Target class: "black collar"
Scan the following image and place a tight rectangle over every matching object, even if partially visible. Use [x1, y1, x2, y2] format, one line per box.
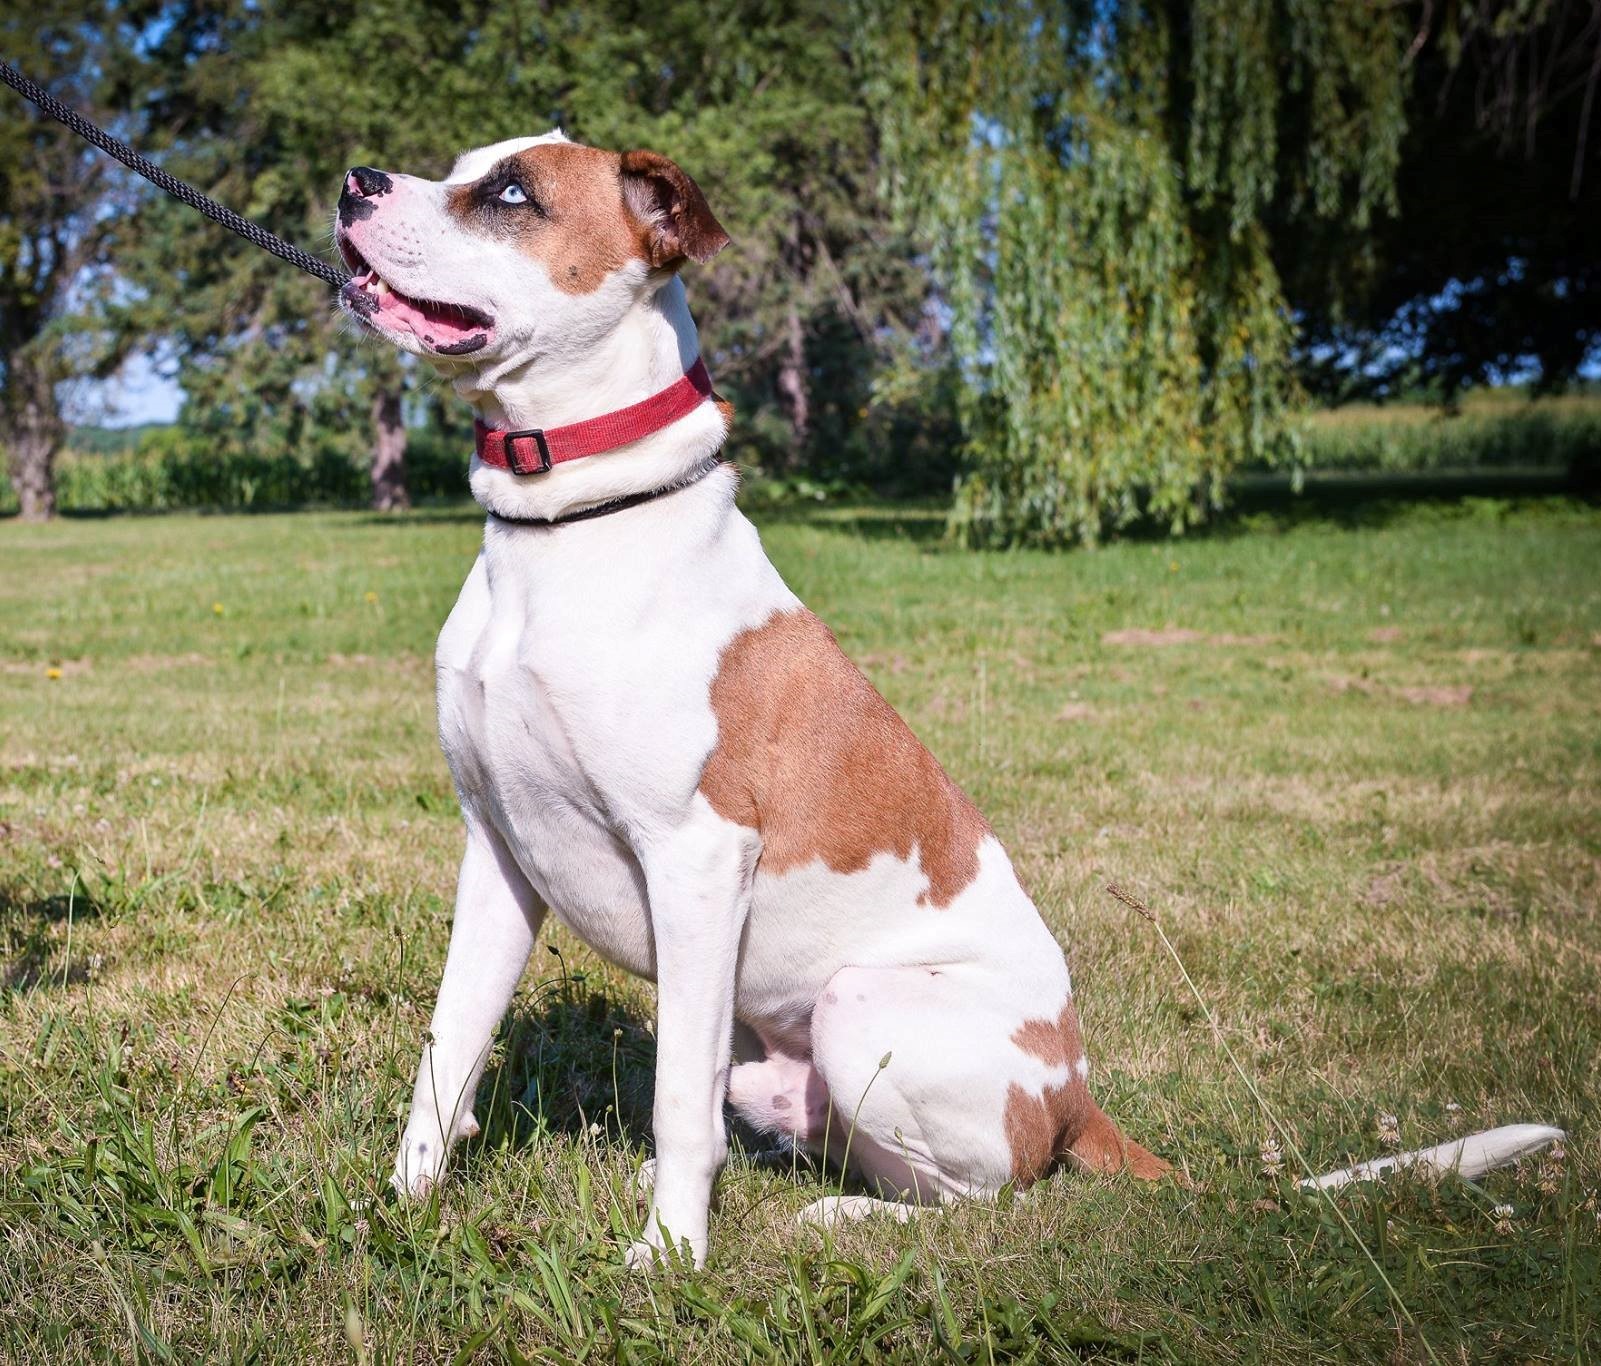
[484, 456, 730, 528]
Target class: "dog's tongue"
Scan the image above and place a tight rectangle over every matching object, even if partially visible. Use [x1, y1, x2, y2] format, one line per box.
[359, 269, 484, 348]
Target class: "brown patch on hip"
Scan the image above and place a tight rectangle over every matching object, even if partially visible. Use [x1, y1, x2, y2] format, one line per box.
[1011, 1002, 1084, 1070]
[698, 609, 990, 907]
[1004, 1002, 1092, 1183]
[1064, 1104, 1173, 1181]
[1003, 1001, 1172, 1184]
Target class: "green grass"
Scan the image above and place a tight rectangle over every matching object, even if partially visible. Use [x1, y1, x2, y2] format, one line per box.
[2, 494, 1599, 1361]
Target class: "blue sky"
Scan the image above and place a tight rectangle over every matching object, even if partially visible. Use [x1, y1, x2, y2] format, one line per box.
[74, 353, 182, 427]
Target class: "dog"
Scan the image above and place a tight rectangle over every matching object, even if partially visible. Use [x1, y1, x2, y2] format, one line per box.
[334, 131, 1170, 1269]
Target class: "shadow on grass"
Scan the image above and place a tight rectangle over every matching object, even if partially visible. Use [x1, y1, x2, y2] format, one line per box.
[1207, 467, 1597, 538]
[468, 958, 829, 1186]
[473, 956, 658, 1156]
[0, 884, 104, 992]
[32, 466, 1595, 547]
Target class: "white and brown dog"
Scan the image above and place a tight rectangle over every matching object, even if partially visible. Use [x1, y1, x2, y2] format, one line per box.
[334, 131, 1169, 1269]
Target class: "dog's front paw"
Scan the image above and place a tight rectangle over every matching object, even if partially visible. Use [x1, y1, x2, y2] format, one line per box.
[391, 1124, 458, 1201]
[623, 1219, 705, 1272]
[391, 1109, 480, 1201]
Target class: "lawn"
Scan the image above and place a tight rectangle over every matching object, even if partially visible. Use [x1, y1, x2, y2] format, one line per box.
[2, 493, 1598, 1361]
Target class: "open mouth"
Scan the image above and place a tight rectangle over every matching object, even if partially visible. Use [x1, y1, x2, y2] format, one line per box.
[338, 238, 493, 355]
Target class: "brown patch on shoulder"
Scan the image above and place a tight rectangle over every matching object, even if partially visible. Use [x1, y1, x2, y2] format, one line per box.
[698, 609, 990, 907]
[448, 143, 643, 296]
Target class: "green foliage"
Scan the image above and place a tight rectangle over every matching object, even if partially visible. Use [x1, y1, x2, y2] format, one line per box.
[0, 425, 472, 513]
[1288, 2, 1601, 402]
[0, 3, 199, 515]
[8, 388, 1595, 514]
[856, 0, 1415, 546]
[106, 0, 931, 490]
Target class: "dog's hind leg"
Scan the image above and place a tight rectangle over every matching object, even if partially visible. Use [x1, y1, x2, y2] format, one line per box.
[394, 825, 544, 1199]
[807, 962, 1169, 1206]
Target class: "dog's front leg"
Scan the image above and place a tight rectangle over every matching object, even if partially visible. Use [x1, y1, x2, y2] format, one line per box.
[627, 816, 757, 1270]
[394, 825, 544, 1199]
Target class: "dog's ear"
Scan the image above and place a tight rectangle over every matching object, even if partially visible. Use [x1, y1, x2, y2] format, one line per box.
[620, 149, 730, 268]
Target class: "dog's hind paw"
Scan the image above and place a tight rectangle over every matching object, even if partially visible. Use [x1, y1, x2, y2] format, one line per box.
[796, 1195, 923, 1228]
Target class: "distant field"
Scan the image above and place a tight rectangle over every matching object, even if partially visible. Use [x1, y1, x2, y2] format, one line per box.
[1, 497, 1598, 1360]
[1299, 388, 1601, 475]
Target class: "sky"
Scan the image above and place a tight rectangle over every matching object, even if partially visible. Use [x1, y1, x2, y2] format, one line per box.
[71, 353, 183, 427]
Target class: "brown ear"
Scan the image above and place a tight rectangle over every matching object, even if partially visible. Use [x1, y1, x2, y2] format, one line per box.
[620, 149, 730, 268]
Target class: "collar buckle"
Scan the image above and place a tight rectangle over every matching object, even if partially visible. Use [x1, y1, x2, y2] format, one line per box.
[502, 428, 553, 476]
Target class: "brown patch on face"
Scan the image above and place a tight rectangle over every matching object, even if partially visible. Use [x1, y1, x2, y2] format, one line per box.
[448, 143, 643, 296]
[698, 609, 990, 907]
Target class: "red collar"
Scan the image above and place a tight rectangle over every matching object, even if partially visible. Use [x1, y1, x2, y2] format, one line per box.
[474, 359, 714, 475]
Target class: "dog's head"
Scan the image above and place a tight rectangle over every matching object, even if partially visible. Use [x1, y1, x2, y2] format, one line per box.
[334, 131, 728, 364]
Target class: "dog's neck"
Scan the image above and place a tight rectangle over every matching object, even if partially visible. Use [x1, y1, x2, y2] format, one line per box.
[448, 277, 730, 524]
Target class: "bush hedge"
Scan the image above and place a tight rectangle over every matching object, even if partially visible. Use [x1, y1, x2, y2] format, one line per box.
[4, 391, 1598, 516]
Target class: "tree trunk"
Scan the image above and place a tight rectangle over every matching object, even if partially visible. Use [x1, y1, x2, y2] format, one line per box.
[775, 302, 810, 466]
[369, 386, 410, 511]
[5, 360, 64, 521]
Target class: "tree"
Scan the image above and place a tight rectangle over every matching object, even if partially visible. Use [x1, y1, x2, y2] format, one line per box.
[532, 0, 929, 472]
[113, 1, 457, 511]
[116, 0, 928, 493]
[0, 6, 174, 520]
[856, 0, 1415, 546]
[1285, 0, 1601, 401]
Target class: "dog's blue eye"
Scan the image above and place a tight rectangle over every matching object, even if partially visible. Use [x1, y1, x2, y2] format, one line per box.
[498, 182, 528, 205]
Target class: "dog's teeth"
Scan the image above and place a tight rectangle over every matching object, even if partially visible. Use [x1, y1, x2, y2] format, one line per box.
[373, 278, 391, 298]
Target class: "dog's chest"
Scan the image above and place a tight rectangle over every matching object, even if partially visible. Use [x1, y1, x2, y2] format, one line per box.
[433, 504, 791, 971]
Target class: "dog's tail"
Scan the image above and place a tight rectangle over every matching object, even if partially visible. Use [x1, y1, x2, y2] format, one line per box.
[1064, 1099, 1173, 1181]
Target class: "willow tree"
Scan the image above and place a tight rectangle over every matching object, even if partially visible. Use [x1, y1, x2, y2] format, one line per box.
[856, 0, 1411, 546]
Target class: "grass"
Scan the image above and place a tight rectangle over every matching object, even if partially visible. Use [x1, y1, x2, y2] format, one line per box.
[2, 491, 1599, 1361]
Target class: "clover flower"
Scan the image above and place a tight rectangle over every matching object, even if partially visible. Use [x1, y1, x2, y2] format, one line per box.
[1259, 1136, 1284, 1177]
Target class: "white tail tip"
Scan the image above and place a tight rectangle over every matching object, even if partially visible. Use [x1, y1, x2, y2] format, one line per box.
[1299, 1123, 1566, 1193]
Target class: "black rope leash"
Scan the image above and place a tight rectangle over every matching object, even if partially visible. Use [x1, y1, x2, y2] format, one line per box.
[1, 59, 350, 288]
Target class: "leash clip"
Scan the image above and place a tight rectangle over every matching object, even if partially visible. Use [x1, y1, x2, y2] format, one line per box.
[502, 428, 553, 476]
